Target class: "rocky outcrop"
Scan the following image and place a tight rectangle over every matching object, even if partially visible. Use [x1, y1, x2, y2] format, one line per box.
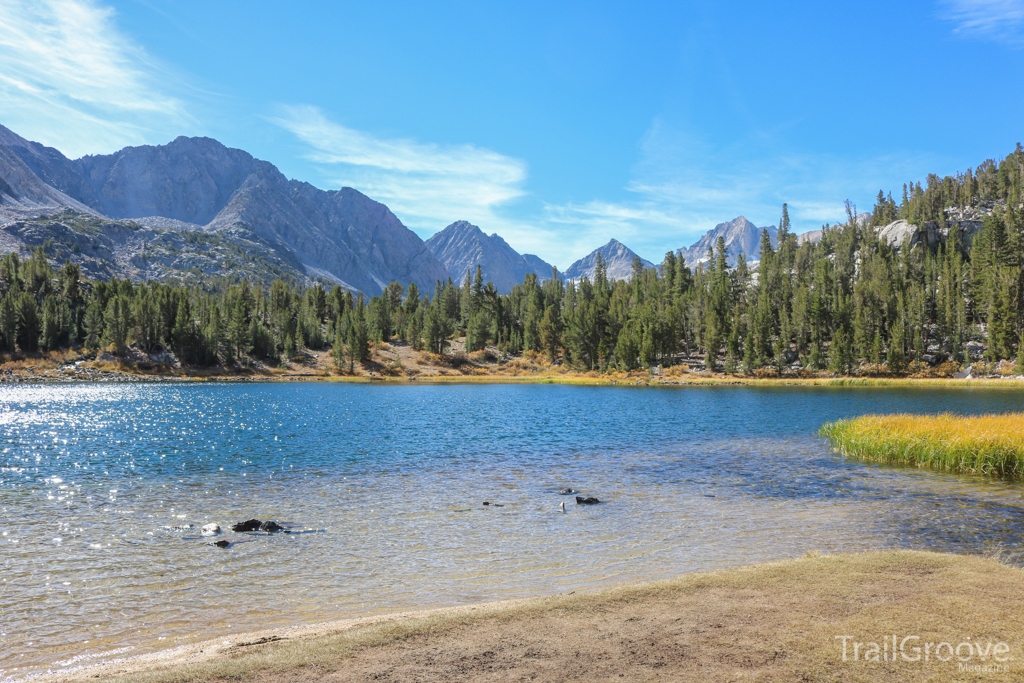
[1, 211, 303, 285]
[425, 220, 557, 293]
[878, 219, 937, 249]
[677, 216, 777, 268]
[876, 216, 984, 252]
[565, 239, 653, 282]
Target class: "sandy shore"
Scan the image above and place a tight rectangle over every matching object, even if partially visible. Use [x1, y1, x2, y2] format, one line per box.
[33, 550, 1024, 683]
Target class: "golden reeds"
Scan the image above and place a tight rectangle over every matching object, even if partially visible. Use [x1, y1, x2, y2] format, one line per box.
[820, 412, 1024, 477]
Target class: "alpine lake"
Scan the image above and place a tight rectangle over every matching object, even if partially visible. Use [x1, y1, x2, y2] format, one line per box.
[3, 382, 1024, 678]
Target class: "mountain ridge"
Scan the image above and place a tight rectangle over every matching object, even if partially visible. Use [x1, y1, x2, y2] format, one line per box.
[425, 220, 557, 293]
[0, 125, 450, 294]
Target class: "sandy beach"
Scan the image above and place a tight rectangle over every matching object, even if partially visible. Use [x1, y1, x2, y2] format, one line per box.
[32, 550, 1024, 683]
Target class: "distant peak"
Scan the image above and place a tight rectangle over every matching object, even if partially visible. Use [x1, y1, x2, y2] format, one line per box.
[443, 219, 483, 233]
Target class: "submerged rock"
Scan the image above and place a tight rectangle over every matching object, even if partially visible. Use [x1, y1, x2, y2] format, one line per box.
[214, 540, 230, 548]
[559, 488, 576, 495]
[576, 496, 600, 505]
[231, 519, 287, 533]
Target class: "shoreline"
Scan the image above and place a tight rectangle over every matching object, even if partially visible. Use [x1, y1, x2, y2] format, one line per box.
[6, 341, 1024, 389]
[5, 367, 1024, 389]
[29, 550, 1024, 683]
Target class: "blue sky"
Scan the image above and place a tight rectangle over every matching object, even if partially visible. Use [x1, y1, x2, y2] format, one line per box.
[1, 1, 1023, 268]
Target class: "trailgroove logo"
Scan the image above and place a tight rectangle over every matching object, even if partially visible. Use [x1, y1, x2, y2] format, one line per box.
[835, 635, 1011, 668]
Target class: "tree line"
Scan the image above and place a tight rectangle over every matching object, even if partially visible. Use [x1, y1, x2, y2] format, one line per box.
[2, 146, 1024, 375]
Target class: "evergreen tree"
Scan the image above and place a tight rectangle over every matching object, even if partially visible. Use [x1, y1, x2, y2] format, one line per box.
[14, 292, 40, 352]
[0, 294, 15, 352]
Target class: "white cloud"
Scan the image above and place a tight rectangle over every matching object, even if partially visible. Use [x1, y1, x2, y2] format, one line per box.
[271, 105, 538, 244]
[541, 201, 679, 264]
[940, 0, 1024, 43]
[540, 120, 940, 263]
[0, 0, 190, 156]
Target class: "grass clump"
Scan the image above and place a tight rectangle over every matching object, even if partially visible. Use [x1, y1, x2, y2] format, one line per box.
[820, 412, 1024, 477]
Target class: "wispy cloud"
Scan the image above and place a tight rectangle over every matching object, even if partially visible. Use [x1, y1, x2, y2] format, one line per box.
[271, 105, 547, 249]
[540, 119, 938, 263]
[541, 201, 680, 263]
[0, 0, 191, 156]
[939, 0, 1024, 44]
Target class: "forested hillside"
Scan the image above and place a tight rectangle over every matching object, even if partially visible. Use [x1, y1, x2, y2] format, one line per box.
[3, 145, 1024, 376]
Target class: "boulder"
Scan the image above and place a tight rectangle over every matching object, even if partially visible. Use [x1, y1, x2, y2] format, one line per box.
[231, 519, 287, 533]
[576, 496, 600, 505]
[953, 366, 973, 379]
[878, 220, 934, 250]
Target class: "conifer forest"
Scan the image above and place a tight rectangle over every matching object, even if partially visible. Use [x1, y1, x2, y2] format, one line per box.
[3, 146, 1024, 376]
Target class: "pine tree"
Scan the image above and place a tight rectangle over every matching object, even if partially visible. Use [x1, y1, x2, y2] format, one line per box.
[539, 305, 561, 362]
[14, 292, 39, 352]
[82, 299, 103, 349]
[101, 295, 131, 354]
[887, 320, 907, 374]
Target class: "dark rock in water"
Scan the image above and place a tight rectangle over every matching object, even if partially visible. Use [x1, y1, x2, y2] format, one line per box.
[481, 501, 503, 507]
[482, 501, 490, 506]
[559, 488, 576, 495]
[214, 540, 230, 548]
[231, 519, 287, 532]
[576, 496, 600, 505]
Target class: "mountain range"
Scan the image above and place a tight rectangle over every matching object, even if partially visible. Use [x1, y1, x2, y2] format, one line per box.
[0, 122, 846, 294]
[0, 125, 448, 294]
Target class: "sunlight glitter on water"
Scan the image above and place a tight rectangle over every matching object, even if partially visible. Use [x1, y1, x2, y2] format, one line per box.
[2, 383, 1024, 679]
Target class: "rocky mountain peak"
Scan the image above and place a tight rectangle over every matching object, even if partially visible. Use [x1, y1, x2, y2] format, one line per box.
[677, 216, 777, 267]
[425, 219, 556, 293]
[564, 239, 654, 282]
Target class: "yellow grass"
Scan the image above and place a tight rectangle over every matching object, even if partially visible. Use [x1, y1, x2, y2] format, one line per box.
[821, 412, 1024, 477]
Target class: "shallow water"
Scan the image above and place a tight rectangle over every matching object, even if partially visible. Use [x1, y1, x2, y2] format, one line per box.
[2, 383, 1024, 678]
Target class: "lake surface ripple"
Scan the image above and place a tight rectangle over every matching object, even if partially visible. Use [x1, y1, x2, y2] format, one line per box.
[3, 383, 1024, 677]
